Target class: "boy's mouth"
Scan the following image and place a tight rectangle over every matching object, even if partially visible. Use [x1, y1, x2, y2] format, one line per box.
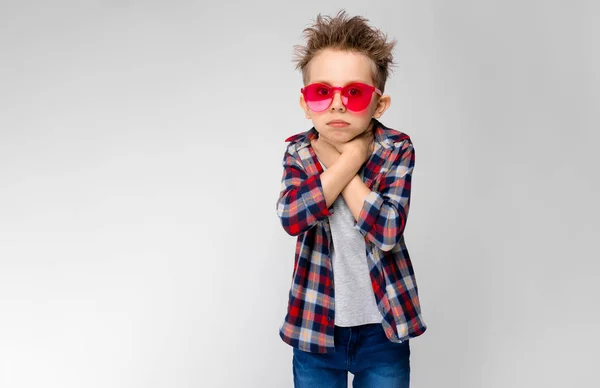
[327, 120, 350, 127]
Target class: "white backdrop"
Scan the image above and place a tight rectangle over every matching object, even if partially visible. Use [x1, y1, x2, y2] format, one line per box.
[1, 1, 598, 387]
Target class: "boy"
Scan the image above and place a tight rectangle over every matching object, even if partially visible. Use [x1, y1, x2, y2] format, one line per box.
[276, 10, 427, 387]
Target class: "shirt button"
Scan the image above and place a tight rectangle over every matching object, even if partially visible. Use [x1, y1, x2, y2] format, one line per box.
[327, 316, 331, 321]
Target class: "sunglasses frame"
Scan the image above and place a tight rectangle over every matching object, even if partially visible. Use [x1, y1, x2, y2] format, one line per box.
[301, 82, 382, 112]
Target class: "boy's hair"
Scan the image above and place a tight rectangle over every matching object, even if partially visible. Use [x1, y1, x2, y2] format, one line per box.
[293, 10, 396, 93]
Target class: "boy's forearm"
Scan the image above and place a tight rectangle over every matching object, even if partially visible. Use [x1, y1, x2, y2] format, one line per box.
[341, 175, 371, 221]
[320, 151, 364, 208]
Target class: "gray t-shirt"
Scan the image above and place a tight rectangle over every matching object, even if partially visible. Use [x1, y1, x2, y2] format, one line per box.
[318, 156, 384, 327]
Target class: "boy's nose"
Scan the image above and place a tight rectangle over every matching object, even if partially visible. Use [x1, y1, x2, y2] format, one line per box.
[330, 90, 346, 111]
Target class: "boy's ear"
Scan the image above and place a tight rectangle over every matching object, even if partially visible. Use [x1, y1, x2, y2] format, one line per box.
[299, 95, 311, 119]
[372, 95, 391, 119]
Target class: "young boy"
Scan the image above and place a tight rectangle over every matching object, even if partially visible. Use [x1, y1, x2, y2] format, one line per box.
[276, 10, 427, 387]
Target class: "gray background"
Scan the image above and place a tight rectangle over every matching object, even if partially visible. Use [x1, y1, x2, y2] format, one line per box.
[1, 0, 598, 387]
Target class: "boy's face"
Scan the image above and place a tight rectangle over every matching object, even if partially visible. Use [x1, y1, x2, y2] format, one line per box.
[300, 48, 391, 144]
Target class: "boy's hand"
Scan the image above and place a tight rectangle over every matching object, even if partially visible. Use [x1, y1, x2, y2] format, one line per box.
[334, 129, 375, 165]
[311, 136, 341, 168]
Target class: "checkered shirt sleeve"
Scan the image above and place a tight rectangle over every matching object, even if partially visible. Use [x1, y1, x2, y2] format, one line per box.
[276, 143, 332, 236]
[354, 140, 415, 251]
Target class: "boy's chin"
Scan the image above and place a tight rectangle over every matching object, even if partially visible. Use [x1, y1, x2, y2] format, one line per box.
[318, 132, 351, 145]
[319, 130, 357, 143]
[338, 132, 363, 143]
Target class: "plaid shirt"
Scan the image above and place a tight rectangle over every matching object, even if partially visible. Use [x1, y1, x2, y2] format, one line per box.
[276, 119, 427, 354]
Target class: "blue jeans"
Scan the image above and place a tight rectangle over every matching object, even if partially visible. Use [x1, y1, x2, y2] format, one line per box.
[292, 323, 410, 388]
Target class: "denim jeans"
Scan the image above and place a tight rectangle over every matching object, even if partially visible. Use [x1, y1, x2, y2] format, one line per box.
[292, 323, 410, 388]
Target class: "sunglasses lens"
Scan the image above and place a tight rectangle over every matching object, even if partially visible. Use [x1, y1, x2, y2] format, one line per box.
[343, 84, 372, 111]
[304, 84, 333, 112]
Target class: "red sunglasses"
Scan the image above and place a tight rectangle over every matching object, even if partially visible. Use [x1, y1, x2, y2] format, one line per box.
[301, 82, 382, 112]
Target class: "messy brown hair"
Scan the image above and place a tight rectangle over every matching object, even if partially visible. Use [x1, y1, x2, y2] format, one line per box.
[292, 10, 396, 92]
